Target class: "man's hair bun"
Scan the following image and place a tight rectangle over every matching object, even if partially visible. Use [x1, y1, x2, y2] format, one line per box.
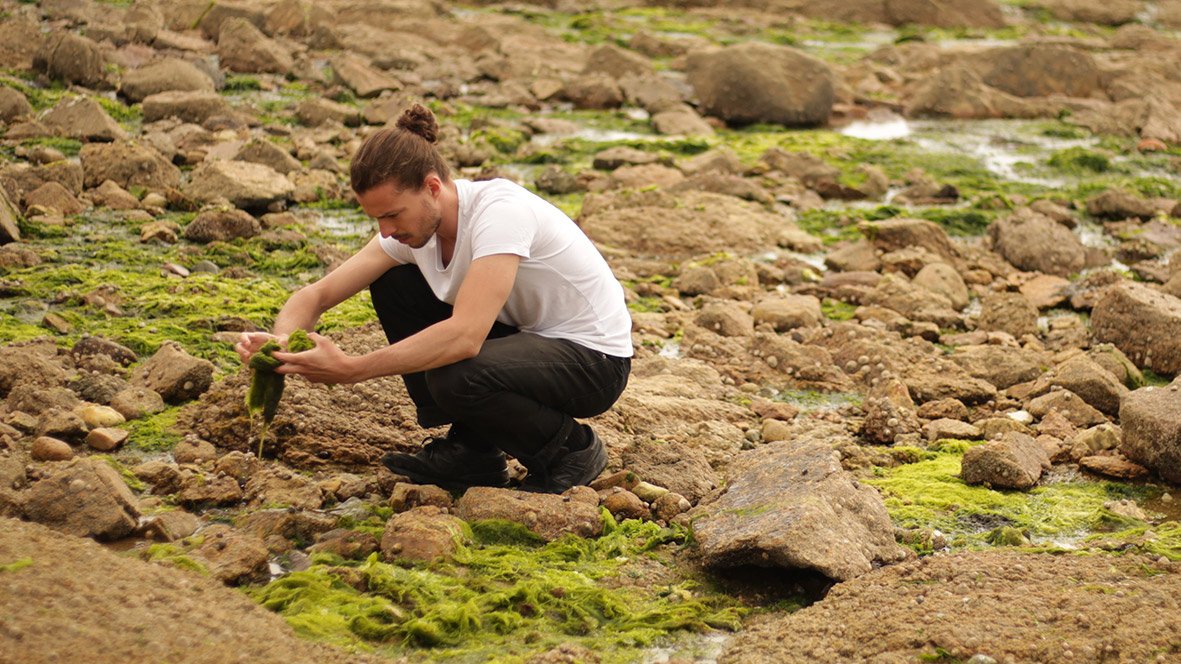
[395, 103, 439, 144]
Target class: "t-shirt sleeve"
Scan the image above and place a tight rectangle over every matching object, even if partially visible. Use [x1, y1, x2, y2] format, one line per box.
[470, 200, 537, 261]
[377, 233, 414, 264]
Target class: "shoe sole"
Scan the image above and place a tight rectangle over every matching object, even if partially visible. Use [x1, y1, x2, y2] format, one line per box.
[382, 452, 509, 492]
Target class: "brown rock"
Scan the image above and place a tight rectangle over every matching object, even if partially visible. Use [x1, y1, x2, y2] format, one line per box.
[687, 42, 833, 126]
[454, 487, 602, 541]
[85, 427, 128, 452]
[380, 506, 468, 562]
[388, 482, 453, 512]
[601, 488, 650, 521]
[142, 90, 232, 124]
[1092, 282, 1181, 375]
[41, 97, 127, 143]
[132, 342, 213, 404]
[191, 524, 269, 585]
[31, 435, 73, 461]
[34, 32, 109, 88]
[79, 142, 180, 191]
[183, 209, 261, 243]
[21, 458, 140, 540]
[217, 18, 293, 74]
[961, 432, 1051, 490]
[1079, 454, 1150, 480]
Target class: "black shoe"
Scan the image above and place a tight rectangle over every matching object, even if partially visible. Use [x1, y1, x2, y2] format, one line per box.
[381, 435, 509, 492]
[520, 428, 608, 494]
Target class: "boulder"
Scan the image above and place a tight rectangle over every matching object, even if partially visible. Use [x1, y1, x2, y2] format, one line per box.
[751, 295, 822, 332]
[1086, 188, 1160, 220]
[33, 32, 109, 88]
[562, 73, 624, 110]
[182, 161, 293, 210]
[142, 90, 232, 124]
[1, 160, 84, 201]
[109, 386, 166, 420]
[988, 209, 1087, 277]
[453, 487, 602, 542]
[584, 43, 652, 80]
[244, 467, 324, 511]
[689, 440, 909, 582]
[90, 180, 140, 210]
[860, 378, 920, 444]
[620, 437, 720, 503]
[1028, 389, 1108, 428]
[21, 458, 140, 540]
[235, 138, 302, 175]
[952, 344, 1046, 390]
[974, 44, 1102, 99]
[686, 42, 833, 127]
[961, 432, 1051, 490]
[924, 418, 983, 442]
[0, 187, 20, 244]
[976, 292, 1038, 338]
[380, 506, 468, 562]
[79, 142, 180, 191]
[330, 55, 400, 98]
[863, 273, 962, 327]
[1119, 381, 1181, 483]
[912, 262, 969, 310]
[183, 209, 261, 243]
[0, 87, 33, 123]
[1092, 282, 1181, 376]
[132, 341, 213, 404]
[1019, 274, 1071, 310]
[41, 97, 127, 142]
[120, 58, 215, 103]
[1047, 355, 1128, 417]
[217, 18, 293, 74]
[176, 472, 244, 507]
[191, 524, 269, 585]
[295, 97, 362, 127]
[30, 435, 74, 461]
[883, 0, 1006, 27]
[1037, 0, 1143, 25]
[24, 182, 83, 216]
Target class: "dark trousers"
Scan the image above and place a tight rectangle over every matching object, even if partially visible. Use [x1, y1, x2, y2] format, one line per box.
[369, 265, 631, 468]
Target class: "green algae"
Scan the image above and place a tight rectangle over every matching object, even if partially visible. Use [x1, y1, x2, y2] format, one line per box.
[93, 454, 147, 491]
[1092, 522, 1181, 561]
[821, 298, 857, 321]
[141, 543, 209, 575]
[0, 557, 34, 573]
[247, 330, 315, 457]
[1046, 146, 1112, 174]
[124, 406, 183, 452]
[868, 446, 1156, 551]
[247, 519, 744, 662]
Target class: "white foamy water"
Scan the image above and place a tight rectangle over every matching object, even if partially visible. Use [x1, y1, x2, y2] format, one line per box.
[840, 118, 912, 141]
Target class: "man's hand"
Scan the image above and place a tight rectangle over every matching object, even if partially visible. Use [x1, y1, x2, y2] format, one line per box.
[272, 333, 360, 384]
[236, 332, 287, 364]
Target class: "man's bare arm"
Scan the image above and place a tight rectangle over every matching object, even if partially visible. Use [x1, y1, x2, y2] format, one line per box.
[274, 253, 520, 383]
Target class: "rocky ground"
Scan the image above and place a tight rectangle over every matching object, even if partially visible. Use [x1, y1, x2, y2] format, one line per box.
[3, 0, 1181, 662]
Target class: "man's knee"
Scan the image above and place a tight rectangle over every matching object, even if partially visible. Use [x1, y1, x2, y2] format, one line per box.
[423, 358, 488, 409]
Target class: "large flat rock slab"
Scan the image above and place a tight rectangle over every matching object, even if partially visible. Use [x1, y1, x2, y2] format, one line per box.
[689, 440, 909, 582]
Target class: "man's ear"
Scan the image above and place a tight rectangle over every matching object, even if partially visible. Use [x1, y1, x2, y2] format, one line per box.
[424, 173, 442, 197]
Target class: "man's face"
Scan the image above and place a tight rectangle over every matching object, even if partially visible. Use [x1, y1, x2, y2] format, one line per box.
[357, 179, 441, 249]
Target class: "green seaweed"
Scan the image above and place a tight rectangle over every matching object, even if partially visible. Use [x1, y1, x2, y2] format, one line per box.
[124, 407, 183, 452]
[0, 557, 34, 573]
[141, 543, 209, 574]
[94, 454, 147, 491]
[246, 330, 316, 457]
[248, 519, 744, 662]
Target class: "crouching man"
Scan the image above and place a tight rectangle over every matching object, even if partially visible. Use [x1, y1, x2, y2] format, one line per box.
[236, 104, 632, 493]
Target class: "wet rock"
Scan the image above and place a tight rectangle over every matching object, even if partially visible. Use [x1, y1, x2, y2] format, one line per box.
[988, 209, 1086, 277]
[24, 182, 83, 216]
[1119, 381, 1181, 483]
[90, 180, 140, 210]
[1086, 188, 1160, 220]
[860, 378, 920, 445]
[183, 209, 261, 243]
[142, 90, 232, 124]
[695, 300, 754, 337]
[600, 488, 650, 521]
[1070, 423, 1122, 460]
[85, 427, 128, 452]
[295, 97, 362, 127]
[0, 87, 33, 123]
[30, 435, 73, 461]
[1046, 355, 1127, 417]
[961, 432, 1050, 490]
[863, 218, 957, 264]
[652, 492, 692, 521]
[976, 292, 1038, 338]
[176, 471, 244, 507]
[237, 508, 335, 553]
[308, 528, 379, 559]
[0, 187, 21, 244]
[21, 458, 140, 540]
[454, 487, 602, 541]
[534, 166, 583, 196]
[132, 342, 213, 404]
[182, 160, 293, 210]
[217, 18, 293, 74]
[1080, 454, 1150, 480]
[388, 482, 453, 512]
[924, 418, 982, 442]
[141, 509, 201, 542]
[109, 386, 166, 420]
[41, 97, 127, 143]
[245, 466, 324, 510]
[192, 524, 269, 585]
[912, 262, 969, 311]
[1028, 389, 1108, 428]
[952, 344, 1045, 390]
[380, 506, 468, 562]
[173, 437, 218, 465]
[620, 437, 719, 504]
[975, 44, 1101, 98]
[132, 460, 183, 495]
[687, 42, 833, 126]
[234, 139, 302, 175]
[34, 32, 109, 88]
[690, 440, 909, 582]
[120, 58, 215, 103]
[751, 295, 822, 332]
[79, 141, 180, 191]
[1092, 282, 1181, 375]
[330, 54, 401, 98]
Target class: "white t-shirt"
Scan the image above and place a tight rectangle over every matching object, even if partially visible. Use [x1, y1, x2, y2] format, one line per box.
[377, 178, 633, 358]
